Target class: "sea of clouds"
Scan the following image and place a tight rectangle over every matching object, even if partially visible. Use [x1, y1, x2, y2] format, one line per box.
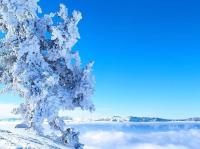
[1, 104, 200, 149]
[80, 129, 200, 149]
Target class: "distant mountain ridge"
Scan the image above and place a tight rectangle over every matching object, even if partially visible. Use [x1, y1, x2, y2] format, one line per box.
[128, 117, 200, 122]
[95, 116, 200, 122]
[128, 117, 172, 122]
[1, 116, 200, 122]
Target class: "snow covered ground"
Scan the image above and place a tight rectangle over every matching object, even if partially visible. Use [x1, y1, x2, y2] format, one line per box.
[0, 121, 200, 149]
[0, 121, 71, 149]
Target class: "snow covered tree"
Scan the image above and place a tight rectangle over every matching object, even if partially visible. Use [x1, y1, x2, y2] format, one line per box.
[0, 0, 94, 148]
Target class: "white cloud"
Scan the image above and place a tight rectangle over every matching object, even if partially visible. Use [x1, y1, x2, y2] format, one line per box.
[80, 129, 200, 149]
[82, 131, 131, 146]
[131, 144, 189, 149]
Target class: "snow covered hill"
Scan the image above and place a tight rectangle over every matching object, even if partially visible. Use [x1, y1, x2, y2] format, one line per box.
[0, 128, 71, 149]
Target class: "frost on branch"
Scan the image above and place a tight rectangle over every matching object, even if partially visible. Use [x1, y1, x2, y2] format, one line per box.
[0, 0, 94, 148]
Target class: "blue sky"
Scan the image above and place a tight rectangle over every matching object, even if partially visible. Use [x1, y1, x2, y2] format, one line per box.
[1, 0, 200, 118]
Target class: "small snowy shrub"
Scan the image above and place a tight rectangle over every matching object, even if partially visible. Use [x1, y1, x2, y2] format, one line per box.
[0, 0, 94, 148]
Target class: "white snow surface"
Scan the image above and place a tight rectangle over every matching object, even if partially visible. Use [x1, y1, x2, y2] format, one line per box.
[1, 121, 200, 149]
[0, 122, 71, 149]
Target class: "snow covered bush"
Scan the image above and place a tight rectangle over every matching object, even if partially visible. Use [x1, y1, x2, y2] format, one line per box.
[0, 0, 94, 148]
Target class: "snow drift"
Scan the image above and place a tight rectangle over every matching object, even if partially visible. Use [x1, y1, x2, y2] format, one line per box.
[0, 129, 71, 149]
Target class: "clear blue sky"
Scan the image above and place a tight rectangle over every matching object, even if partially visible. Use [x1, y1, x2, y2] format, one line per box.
[1, 0, 200, 118]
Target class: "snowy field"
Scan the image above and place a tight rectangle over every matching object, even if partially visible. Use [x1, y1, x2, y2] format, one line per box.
[1, 121, 200, 149]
